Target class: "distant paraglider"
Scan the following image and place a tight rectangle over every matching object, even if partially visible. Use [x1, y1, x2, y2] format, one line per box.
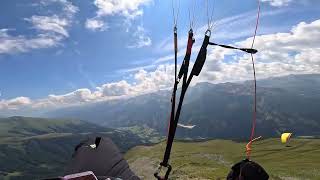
[178, 123, 196, 129]
[281, 133, 293, 147]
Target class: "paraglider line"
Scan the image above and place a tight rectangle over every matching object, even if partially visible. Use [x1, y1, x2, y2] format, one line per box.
[247, 0, 261, 160]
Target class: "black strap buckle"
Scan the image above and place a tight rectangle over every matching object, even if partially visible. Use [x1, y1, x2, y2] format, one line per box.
[154, 163, 172, 180]
[240, 48, 258, 54]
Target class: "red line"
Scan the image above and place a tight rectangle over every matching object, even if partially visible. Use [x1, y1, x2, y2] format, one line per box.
[247, 0, 261, 160]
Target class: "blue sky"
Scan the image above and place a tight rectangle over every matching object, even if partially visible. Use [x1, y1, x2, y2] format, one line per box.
[0, 0, 319, 114]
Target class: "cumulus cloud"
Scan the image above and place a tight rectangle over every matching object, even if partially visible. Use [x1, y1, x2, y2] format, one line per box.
[0, 64, 174, 112]
[50, 89, 95, 103]
[0, 97, 31, 110]
[0, 0, 78, 54]
[261, 0, 292, 7]
[132, 65, 174, 92]
[97, 64, 173, 98]
[1, 19, 320, 113]
[29, 89, 99, 110]
[197, 19, 320, 83]
[99, 80, 132, 96]
[85, 0, 152, 35]
[93, 0, 151, 18]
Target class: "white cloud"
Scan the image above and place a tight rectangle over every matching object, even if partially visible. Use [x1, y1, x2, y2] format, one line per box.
[99, 80, 132, 96]
[85, 0, 152, 48]
[99, 64, 173, 98]
[197, 19, 320, 83]
[132, 64, 174, 92]
[0, 97, 31, 110]
[25, 15, 69, 37]
[0, 29, 61, 54]
[2, 19, 320, 114]
[261, 0, 292, 7]
[0, 64, 174, 112]
[127, 25, 152, 48]
[85, 18, 108, 31]
[0, 0, 78, 54]
[60, 0, 79, 17]
[85, 0, 152, 36]
[48, 89, 96, 104]
[155, 8, 288, 55]
[30, 89, 98, 109]
[93, 0, 151, 18]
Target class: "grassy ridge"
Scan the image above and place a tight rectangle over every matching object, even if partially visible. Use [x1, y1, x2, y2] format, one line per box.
[125, 138, 320, 180]
[0, 116, 108, 138]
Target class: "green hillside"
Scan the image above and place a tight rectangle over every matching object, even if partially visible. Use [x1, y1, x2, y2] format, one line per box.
[0, 116, 109, 138]
[0, 117, 147, 180]
[125, 138, 320, 180]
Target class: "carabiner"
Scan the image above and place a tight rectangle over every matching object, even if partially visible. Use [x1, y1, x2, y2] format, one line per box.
[154, 163, 172, 180]
[205, 29, 211, 37]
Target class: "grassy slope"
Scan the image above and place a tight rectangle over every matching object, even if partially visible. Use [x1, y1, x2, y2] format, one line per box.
[118, 125, 163, 143]
[125, 138, 320, 180]
[0, 132, 144, 180]
[0, 133, 81, 180]
[0, 117, 144, 180]
[0, 116, 107, 138]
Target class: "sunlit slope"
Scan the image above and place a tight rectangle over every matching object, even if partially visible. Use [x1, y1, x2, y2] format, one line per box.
[125, 138, 320, 180]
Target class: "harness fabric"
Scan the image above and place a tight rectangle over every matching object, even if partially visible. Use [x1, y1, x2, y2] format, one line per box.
[65, 137, 140, 180]
[191, 34, 210, 76]
[227, 159, 269, 180]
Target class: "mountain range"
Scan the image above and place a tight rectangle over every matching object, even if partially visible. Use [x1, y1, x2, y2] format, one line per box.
[1, 74, 320, 179]
[46, 74, 320, 139]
